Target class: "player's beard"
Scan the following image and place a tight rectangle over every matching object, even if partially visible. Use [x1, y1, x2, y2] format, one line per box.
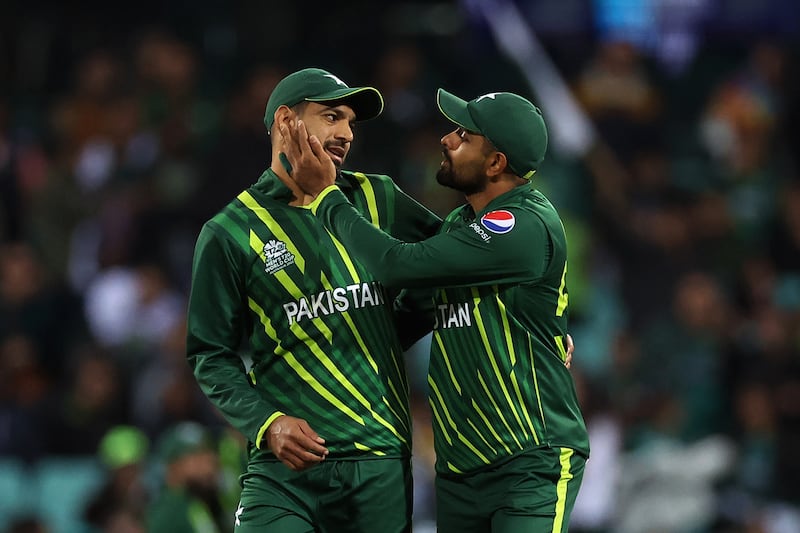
[436, 152, 487, 195]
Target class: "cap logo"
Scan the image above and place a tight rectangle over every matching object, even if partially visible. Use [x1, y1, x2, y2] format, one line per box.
[476, 92, 500, 102]
[324, 74, 348, 87]
[480, 210, 515, 234]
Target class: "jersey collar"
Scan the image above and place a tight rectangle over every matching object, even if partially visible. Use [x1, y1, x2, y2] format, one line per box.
[477, 181, 535, 216]
[254, 168, 355, 203]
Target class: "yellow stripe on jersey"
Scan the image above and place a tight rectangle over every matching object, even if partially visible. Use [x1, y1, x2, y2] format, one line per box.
[497, 291, 539, 442]
[556, 262, 569, 317]
[243, 196, 404, 443]
[471, 288, 528, 438]
[466, 416, 499, 456]
[528, 333, 547, 431]
[429, 399, 453, 445]
[552, 448, 575, 533]
[387, 349, 411, 423]
[241, 191, 306, 271]
[510, 369, 540, 445]
[429, 377, 490, 465]
[325, 232, 362, 283]
[354, 442, 387, 456]
[495, 290, 516, 366]
[248, 297, 365, 425]
[256, 411, 286, 450]
[476, 371, 523, 450]
[433, 330, 462, 395]
[471, 398, 512, 455]
[446, 462, 464, 474]
[555, 335, 567, 362]
[249, 229, 334, 344]
[382, 396, 409, 433]
[353, 172, 381, 225]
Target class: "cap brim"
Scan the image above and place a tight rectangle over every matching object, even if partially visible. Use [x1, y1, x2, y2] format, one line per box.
[437, 89, 480, 132]
[306, 86, 384, 122]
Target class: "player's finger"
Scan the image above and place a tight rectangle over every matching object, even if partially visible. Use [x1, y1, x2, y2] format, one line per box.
[296, 120, 313, 157]
[285, 448, 324, 470]
[565, 333, 574, 369]
[297, 419, 325, 443]
[307, 134, 326, 160]
[279, 122, 299, 160]
[297, 421, 329, 456]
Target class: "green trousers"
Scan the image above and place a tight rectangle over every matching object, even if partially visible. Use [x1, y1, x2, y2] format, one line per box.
[436, 447, 586, 533]
[234, 457, 412, 533]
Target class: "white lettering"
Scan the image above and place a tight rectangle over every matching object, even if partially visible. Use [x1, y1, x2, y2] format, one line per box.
[284, 302, 299, 325]
[360, 282, 376, 307]
[346, 284, 361, 307]
[458, 304, 471, 327]
[435, 302, 473, 329]
[296, 298, 313, 322]
[281, 282, 389, 325]
[310, 292, 331, 317]
[469, 222, 492, 242]
[332, 287, 349, 311]
[372, 282, 385, 305]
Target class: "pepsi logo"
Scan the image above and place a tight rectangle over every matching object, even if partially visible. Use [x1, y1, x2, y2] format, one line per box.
[480, 210, 516, 234]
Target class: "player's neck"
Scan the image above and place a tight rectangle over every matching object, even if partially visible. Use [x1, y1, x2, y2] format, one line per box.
[271, 157, 313, 206]
[466, 176, 525, 213]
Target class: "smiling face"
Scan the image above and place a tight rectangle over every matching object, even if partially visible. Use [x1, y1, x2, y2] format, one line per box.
[293, 101, 356, 168]
[436, 127, 495, 195]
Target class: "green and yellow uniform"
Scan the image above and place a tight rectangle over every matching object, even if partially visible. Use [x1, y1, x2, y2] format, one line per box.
[186, 169, 440, 532]
[309, 181, 589, 532]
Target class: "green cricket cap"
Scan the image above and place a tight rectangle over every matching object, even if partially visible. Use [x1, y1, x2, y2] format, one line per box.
[437, 88, 548, 179]
[264, 68, 384, 132]
[156, 422, 214, 464]
[98, 425, 149, 469]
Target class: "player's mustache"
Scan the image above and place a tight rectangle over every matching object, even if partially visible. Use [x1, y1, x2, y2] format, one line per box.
[324, 140, 348, 150]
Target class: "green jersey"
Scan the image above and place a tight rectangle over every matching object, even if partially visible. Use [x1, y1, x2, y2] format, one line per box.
[310, 182, 589, 474]
[186, 169, 440, 463]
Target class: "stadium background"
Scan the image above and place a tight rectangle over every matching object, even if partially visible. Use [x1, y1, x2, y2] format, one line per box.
[1, 0, 800, 531]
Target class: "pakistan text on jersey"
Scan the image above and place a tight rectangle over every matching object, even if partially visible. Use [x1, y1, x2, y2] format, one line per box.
[283, 282, 387, 325]
[434, 302, 473, 329]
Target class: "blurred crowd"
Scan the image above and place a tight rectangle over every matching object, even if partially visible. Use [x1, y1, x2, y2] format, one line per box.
[1, 1, 800, 532]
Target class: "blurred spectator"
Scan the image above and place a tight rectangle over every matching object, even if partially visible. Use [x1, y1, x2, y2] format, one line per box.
[147, 422, 227, 533]
[41, 346, 128, 456]
[574, 39, 662, 161]
[0, 334, 48, 461]
[82, 262, 185, 360]
[0, 242, 87, 380]
[636, 271, 731, 444]
[131, 316, 218, 436]
[84, 425, 150, 532]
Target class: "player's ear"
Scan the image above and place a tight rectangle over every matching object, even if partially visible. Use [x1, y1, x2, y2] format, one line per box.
[485, 150, 509, 177]
[272, 105, 294, 136]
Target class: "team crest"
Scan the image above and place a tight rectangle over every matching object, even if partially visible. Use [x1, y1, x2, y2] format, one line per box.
[481, 210, 515, 234]
[263, 239, 295, 274]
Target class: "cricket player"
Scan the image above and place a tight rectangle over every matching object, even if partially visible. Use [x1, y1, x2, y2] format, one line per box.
[281, 88, 590, 533]
[186, 68, 442, 533]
